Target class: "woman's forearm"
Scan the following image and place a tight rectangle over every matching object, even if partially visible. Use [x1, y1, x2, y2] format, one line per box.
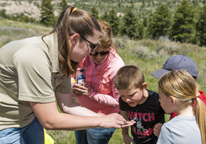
[31, 101, 126, 130]
[56, 92, 99, 116]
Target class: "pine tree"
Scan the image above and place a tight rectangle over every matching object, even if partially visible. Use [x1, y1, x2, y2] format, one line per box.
[196, 5, 206, 46]
[138, 22, 144, 39]
[147, 5, 172, 39]
[141, 0, 145, 8]
[60, 0, 68, 11]
[171, 0, 196, 43]
[108, 9, 119, 36]
[142, 16, 148, 27]
[90, 7, 99, 19]
[101, 11, 109, 22]
[120, 8, 139, 39]
[40, 0, 55, 27]
[148, 1, 151, 7]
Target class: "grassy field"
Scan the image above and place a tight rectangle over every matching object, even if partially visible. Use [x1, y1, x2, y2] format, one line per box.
[1, 18, 206, 144]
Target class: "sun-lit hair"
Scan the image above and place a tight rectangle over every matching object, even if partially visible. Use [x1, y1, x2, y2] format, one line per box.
[114, 65, 145, 90]
[97, 20, 114, 50]
[158, 70, 206, 144]
[42, 6, 101, 76]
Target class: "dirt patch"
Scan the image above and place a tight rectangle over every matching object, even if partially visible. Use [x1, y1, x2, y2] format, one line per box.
[0, 1, 40, 20]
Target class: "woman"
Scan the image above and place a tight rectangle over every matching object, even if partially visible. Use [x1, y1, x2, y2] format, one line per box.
[0, 7, 133, 144]
[72, 20, 125, 144]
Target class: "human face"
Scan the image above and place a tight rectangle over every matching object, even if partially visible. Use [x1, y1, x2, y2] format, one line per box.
[118, 87, 145, 107]
[90, 46, 110, 65]
[80, 36, 98, 52]
[158, 87, 172, 113]
[70, 29, 100, 62]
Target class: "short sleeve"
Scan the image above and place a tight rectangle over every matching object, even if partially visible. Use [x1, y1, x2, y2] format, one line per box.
[14, 46, 55, 103]
[156, 124, 173, 144]
[55, 76, 72, 94]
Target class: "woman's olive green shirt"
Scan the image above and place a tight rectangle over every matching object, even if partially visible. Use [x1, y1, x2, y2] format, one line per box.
[0, 33, 71, 130]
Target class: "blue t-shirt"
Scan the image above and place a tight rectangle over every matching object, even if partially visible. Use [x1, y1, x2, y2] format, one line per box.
[119, 90, 165, 144]
[157, 115, 202, 144]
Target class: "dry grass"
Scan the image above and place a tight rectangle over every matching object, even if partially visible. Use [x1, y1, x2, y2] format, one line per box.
[1, 18, 206, 144]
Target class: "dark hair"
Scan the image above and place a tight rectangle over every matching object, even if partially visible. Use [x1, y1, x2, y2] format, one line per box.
[42, 6, 101, 76]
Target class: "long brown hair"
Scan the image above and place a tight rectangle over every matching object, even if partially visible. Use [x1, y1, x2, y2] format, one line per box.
[43, 6, 101, 76]
[158, 70, 206, 144]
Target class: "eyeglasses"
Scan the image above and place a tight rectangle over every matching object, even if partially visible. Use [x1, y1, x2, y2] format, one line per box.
[80, 36, 99, 52]
[90, 51, 109, 56]
[69, 33, 98, 52]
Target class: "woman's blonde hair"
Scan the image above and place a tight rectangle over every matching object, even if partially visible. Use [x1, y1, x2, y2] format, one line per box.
[158, 70, 206, 144]
[42, 6, 101, 76]
[97, 20, 114, 50]
[114, 65, 145, 90]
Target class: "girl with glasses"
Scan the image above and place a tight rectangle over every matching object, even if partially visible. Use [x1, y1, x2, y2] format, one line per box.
[72, 20, 125, 144]
[0, 7, 134, 144]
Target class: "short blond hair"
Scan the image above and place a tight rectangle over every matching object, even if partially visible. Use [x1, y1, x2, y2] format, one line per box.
[114, 65, 145, 90]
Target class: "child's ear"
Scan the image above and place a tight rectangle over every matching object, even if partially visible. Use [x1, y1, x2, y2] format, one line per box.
[142, 83, 147, 91]
[170, 96, 176, 106]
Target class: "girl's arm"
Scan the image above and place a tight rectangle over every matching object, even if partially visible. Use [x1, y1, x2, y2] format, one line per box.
[72, 79, 119, 107]
[85, 79, 119, 107]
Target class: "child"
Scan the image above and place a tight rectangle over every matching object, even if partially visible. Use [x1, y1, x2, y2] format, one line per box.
[114, 65, 165, 144]
[151, 55, 206, 117]
[157, 70, 206, 144]
[151, 55, 206, 136]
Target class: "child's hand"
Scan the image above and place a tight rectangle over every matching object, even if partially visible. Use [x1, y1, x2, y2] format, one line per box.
[123, 134, 133, 144]
[153, 123, 163, 137]
[121, 120, 136, 128]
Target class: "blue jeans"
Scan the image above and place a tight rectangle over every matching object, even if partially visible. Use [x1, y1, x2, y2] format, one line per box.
[75, 127, 116, 144]
[0, 117, 44, 144]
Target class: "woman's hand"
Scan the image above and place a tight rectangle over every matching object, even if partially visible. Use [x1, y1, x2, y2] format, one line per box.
[98, 113, 136, 129]
[72, 82, 91, 96]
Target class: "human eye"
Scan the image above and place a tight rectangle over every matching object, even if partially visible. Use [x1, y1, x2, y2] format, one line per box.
[121, 95, 125, 99]
[130, 92, 136, 97]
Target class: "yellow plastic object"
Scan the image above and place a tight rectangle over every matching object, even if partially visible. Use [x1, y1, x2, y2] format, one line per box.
[44, 129, 54, 144]
[72, 78, 76, 82]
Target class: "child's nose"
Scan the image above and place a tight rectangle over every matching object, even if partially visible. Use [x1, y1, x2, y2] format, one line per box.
[126, 98, 131, 102]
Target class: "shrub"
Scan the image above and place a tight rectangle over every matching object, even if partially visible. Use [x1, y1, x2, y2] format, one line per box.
[114, 35, 129, 49]
[133, 46, 158, 60]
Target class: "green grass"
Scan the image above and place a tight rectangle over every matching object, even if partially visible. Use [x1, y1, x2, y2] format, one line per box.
[0, 17, 51, 46]
[1, 17, 206, 143]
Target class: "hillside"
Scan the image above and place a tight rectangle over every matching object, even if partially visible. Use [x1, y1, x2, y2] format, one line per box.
[0, 0, 205, 21]
[1, 17, 206, 144]
[0, 17, 205, 92]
